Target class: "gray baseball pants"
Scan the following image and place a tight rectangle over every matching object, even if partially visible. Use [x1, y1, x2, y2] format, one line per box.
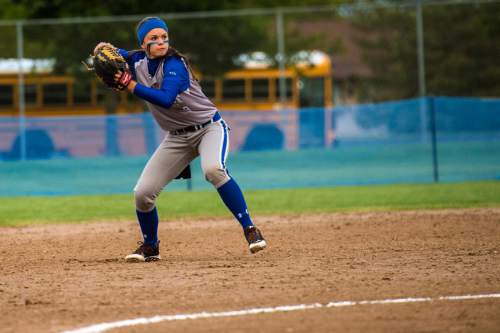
[134, 119, 230, 212]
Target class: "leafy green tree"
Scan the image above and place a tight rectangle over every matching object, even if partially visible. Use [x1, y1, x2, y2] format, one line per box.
[1, 0, 348, 111]
[352, 2, 500, 101]
[423, 4, 500, 97]
[3, 1, 341, 73]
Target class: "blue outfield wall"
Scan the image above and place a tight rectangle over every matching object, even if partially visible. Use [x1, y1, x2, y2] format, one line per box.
[0, 96, 499, 196]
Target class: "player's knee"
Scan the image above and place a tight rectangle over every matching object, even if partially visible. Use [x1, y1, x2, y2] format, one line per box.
[203, 164, 229, 188]
[134, 186, 157, 212]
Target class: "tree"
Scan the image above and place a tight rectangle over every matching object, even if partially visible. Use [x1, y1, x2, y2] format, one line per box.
[1, 0, 348, 109]
[352, 2, 500, 101]
[2, 0, 350, 75]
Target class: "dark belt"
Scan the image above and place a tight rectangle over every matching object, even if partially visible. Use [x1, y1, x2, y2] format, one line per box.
[170, 112, 221, 135]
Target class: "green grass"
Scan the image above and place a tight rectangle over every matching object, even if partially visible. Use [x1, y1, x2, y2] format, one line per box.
[1, 181, 499, 227]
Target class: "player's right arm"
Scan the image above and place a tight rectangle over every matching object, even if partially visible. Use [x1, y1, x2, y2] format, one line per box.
[130, 57, 189, 108]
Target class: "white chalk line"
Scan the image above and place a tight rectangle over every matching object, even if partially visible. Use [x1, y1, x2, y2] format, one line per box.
[61, 292, 500, 333]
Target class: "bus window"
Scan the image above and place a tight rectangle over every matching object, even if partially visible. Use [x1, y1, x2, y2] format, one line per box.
[73, 80, 92, 104]
[299, 77, 325, 107]
[96, 85, 108, 104]
[126, 90, 140, 103]
[25, 84, 37, 105]
[251, 78, 269, 100]
[271, 78, 294, 100]
[222, 79, 245, 100]
[0, 85, 13, 107]
[286, 78, 294, 99]
[200, 79, 216, 99]
[43, 83, 67, 105]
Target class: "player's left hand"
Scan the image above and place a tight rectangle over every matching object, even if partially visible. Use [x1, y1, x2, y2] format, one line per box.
[94, 42, 114, 55]
[90, 45, 132, 91]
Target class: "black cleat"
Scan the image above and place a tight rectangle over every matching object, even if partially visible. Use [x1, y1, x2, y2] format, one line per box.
[125, 241, 161, 262]
[244, 226, 267, 254]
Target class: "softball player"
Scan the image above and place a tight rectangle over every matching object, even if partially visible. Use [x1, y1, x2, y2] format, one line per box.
[95, 17, 266, 262]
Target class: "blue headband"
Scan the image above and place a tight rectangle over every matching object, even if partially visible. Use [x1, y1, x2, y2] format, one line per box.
[137, 18, 168, 45]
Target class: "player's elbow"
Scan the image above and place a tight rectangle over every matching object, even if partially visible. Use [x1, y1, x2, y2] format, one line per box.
[133, 84, 177, 109]
[148, 96, 174, 109]
[162, 99, 175, 108]
[158, 90, 176, 108]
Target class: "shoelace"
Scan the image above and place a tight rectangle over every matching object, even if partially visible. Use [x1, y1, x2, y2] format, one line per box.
[133, 241, 147, 254]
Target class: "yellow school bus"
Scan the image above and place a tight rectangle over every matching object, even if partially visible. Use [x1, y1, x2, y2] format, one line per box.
[200, 54, 333, 111]
[0, 55, 332, 117]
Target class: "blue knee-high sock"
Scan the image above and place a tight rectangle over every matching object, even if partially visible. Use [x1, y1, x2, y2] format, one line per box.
[136, 207, 159, 245]
[217, 178, 253, 229]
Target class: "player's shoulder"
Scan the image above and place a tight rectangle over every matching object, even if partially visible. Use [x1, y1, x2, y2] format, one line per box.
[127, 50, 147, 64]
[164, 55, 185, 68]
[163, 56, 188, 76]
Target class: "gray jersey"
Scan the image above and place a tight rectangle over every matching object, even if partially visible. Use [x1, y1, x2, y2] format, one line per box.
[134, 57, 218, 131]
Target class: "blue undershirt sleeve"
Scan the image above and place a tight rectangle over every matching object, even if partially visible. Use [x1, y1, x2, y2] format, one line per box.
[117, 48, 128, 58]
[164, 58, 190, 94]
[132, 57, 190, 109]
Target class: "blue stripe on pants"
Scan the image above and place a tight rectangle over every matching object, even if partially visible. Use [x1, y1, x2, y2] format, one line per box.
[220, 120, 228, 169]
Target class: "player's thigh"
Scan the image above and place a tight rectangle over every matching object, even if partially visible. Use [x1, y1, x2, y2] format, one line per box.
[136, 135, 197, 194]
[198, 120, 230, 172]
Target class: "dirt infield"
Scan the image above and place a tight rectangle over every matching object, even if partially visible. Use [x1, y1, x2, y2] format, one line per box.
[1, 208, 500, 333]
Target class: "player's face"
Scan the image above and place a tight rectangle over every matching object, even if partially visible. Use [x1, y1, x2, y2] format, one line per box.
[142, 28, 169, 58]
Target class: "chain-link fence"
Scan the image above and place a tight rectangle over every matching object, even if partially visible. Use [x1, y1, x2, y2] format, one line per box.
[0, 0, 499, 195]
